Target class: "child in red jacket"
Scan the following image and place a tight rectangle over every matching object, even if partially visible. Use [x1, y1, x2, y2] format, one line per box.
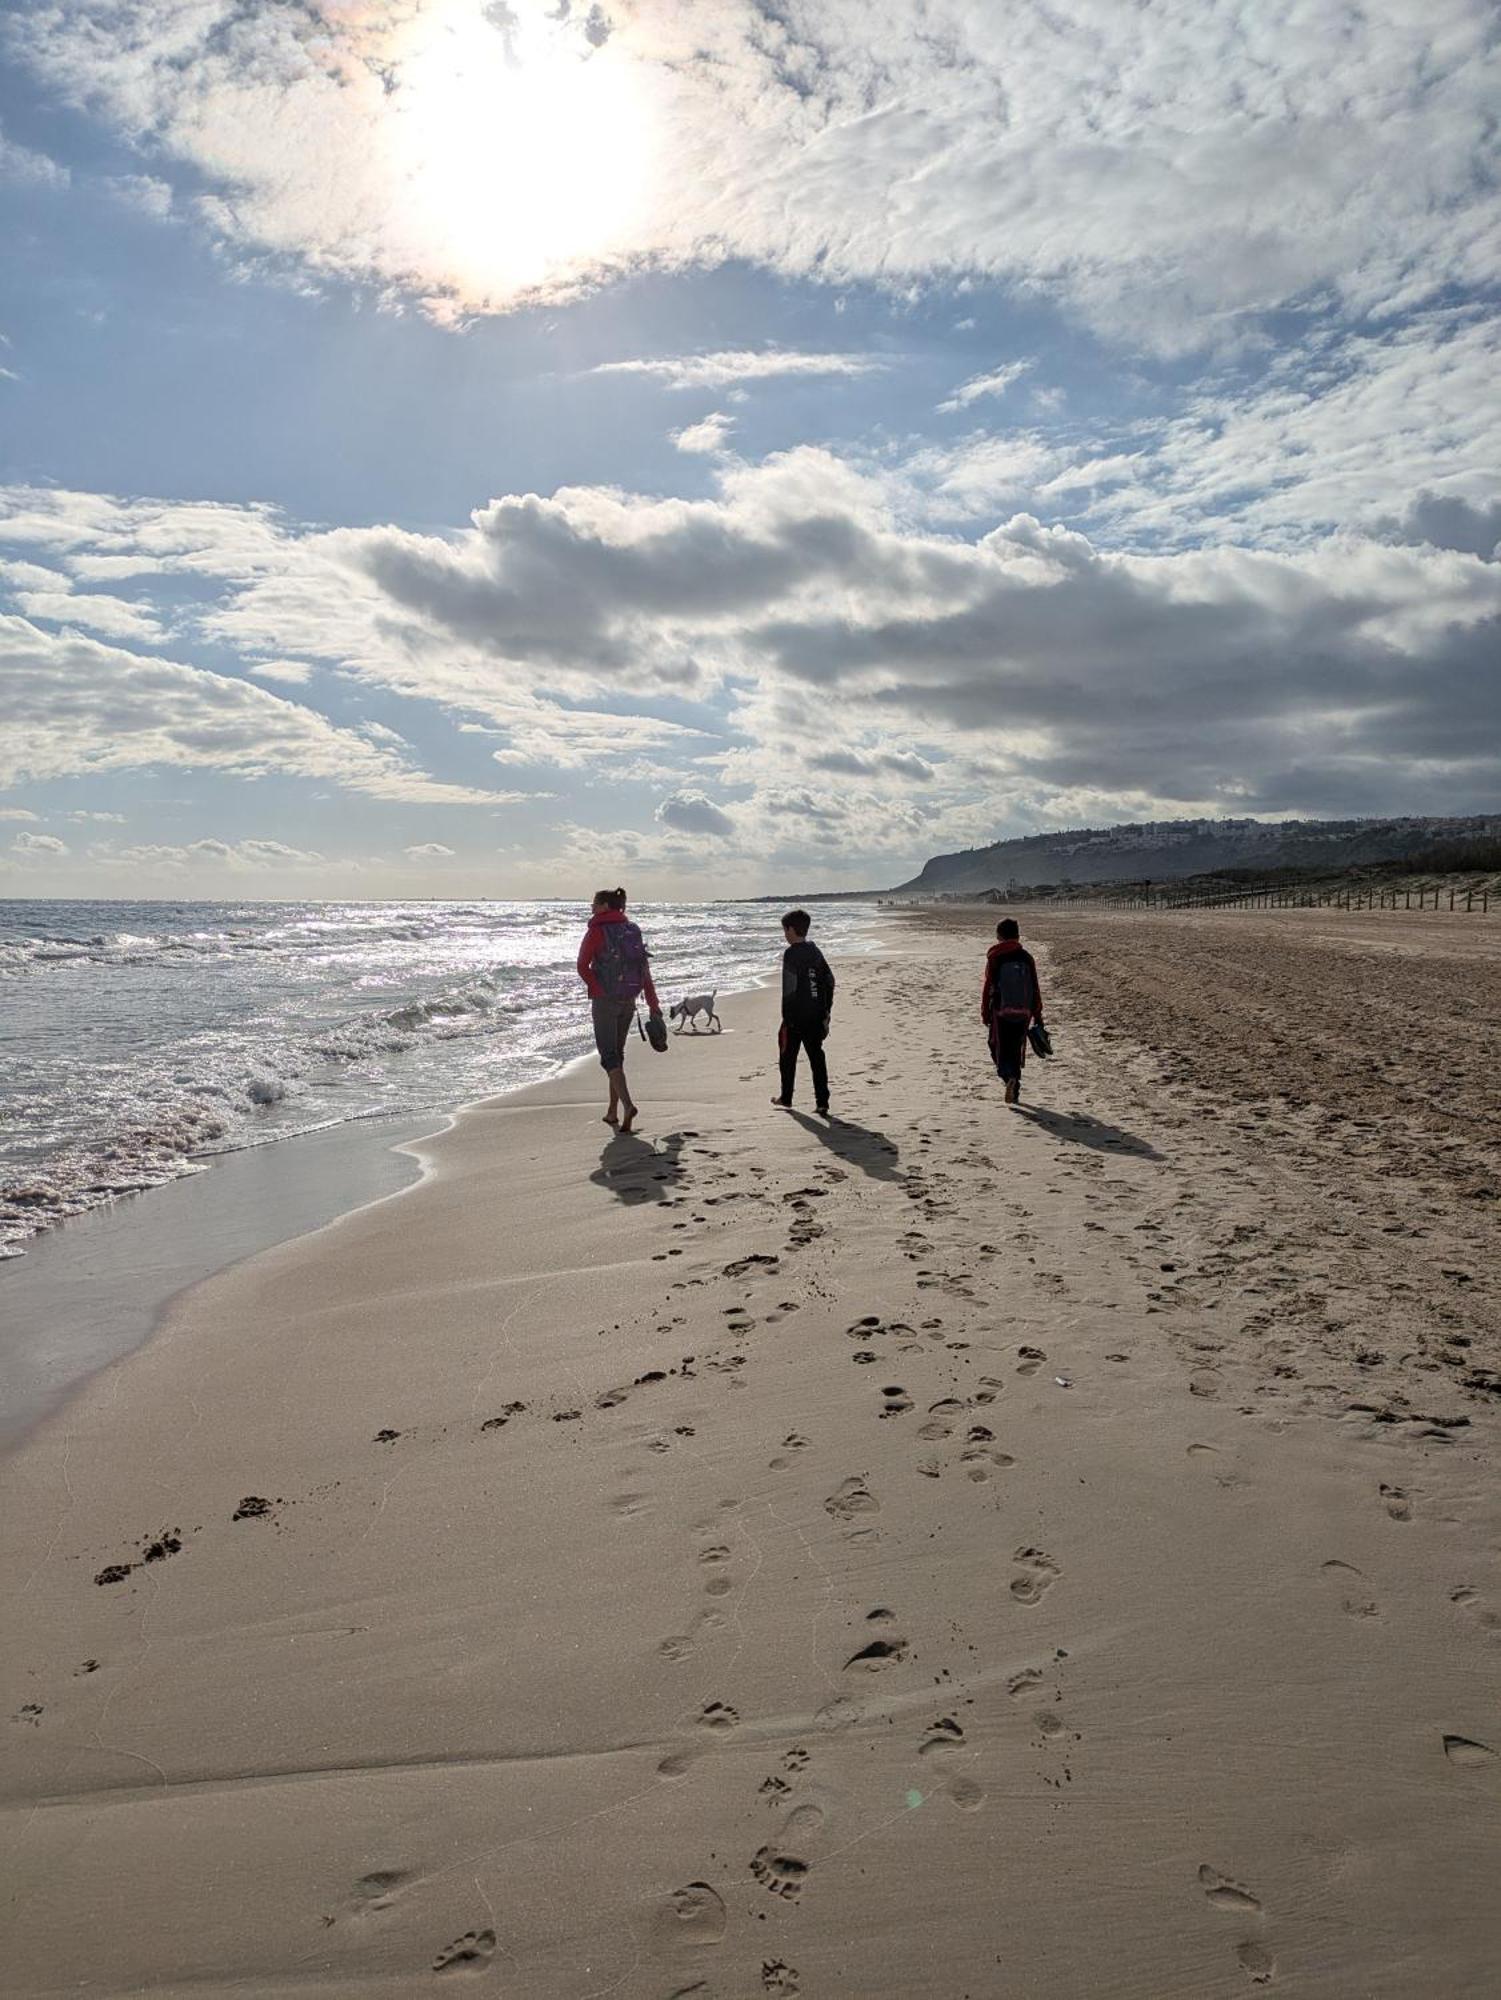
[980, 918, 1044, 1105]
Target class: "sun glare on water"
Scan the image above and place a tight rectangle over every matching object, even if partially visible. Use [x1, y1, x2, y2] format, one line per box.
[389, 0, 654, 303]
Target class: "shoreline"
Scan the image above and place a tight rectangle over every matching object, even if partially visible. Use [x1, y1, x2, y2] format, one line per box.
[0, 1112, 439, 1455]
[0, 929, 883, 1458]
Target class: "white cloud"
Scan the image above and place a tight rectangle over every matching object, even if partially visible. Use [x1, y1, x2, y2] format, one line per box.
[1098, 311, 1501, 546]
[0, 807, 40, 821]
[14, 586, 164, 642]
[655, 790, 735, 837]
[938, 360, 1034, 413]
[0, 120, 68, 189]
[594, 351, 888, 390]
[245, 657, 314, 683]
[808, 747, 935, 782]
[103, 172, 173, 217]
[90, 837, 326, 870]
[488, 708, 715, 769]
[10, 830, 69, 857]
[0, 558, 71, 591]
[0, 615, 504, 804]
[672, 411, 736, 455]
[404, 841, 456, 858]
[903, 431, 1077, 521]
[11, 4, 1497, 347]
[897, 313, 1501, 547]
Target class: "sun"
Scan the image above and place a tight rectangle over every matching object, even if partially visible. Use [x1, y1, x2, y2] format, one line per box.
[387, 0, 655, 305]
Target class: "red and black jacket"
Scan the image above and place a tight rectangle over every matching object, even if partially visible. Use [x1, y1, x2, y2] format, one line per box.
[980, 941, 1043, 1025]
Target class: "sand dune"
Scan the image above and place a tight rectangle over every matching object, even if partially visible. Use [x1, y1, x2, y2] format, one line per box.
[2, 915, 1498, 1996]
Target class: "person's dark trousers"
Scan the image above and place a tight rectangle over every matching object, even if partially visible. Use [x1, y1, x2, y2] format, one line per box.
[779, 1017, 829, 1107]
[990, 1018, 1028, 1082]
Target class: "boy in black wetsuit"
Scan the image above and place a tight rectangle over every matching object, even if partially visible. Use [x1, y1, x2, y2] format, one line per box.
[772, 908, 835, 1115]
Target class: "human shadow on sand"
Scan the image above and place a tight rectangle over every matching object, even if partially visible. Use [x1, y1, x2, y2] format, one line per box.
[786, 1109, 904, 1184]
[1012, 1103, 1162, 1161]
[590, 1130, 689, 1205]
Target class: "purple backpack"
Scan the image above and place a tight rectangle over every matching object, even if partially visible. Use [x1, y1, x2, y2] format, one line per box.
[593, 919, 649, 1001]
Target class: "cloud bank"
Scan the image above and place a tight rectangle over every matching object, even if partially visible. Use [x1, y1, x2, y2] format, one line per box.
[12, 1, 1497, 345]
[5, 442, 1497, 849]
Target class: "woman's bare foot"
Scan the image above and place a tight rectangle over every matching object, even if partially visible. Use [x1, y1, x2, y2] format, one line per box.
[620, 1102, 639, 1134]
[603, 1111, 619, 1127]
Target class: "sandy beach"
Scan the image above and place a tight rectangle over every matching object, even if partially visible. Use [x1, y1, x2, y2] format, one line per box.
[3, 911, 1499, 1998]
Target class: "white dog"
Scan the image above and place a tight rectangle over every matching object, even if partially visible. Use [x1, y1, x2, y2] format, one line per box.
[669, 991, 721, 1033]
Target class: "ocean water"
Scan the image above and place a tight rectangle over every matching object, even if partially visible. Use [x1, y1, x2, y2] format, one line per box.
[0, 898, 879, 1258]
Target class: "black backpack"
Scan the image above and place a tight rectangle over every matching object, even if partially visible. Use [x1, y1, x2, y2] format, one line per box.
[987, 952, 1033, 1017]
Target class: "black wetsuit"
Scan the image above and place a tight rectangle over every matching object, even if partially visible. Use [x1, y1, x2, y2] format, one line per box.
[778, 939, 835, 1108]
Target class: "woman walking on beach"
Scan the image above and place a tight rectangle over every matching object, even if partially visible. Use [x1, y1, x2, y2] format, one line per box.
[577, 888, 662, 1133]
[981, 917, 1044, 1105]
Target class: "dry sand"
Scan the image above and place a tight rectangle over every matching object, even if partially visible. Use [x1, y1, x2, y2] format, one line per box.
[2, 913, 1499, 1998]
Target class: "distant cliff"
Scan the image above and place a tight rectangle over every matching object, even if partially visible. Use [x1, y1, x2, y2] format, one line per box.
[895, 814, 1501, 896]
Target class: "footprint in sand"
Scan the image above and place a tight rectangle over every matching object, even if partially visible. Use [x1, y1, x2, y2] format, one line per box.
[1007, 1667, 1044, 1699]
[655, 1881, 727, 1951]
[1441, 1734, 1495, 1768]
[1449, 1587, 1501, 1634]
[962, 1428, 1015, 1481]
[844, 1636, 910, 1672]
[1016, 1347, 1047, 1377]
[480, 1401, 526, 1432]
[1189, 1369, 1222, 1399]
[751, 1848, 810, 1901]
[917, 1399, 967, 1441]
[697, 1701, 740, 1733]
[350, 1869, 412, 1917]
[972, 1376, 1005, 1405]
[824, 1477, 879, 1520]
[1237, 1940, 1276, 1985]
[918, 1717, 965, 1758]
[1010, 1548, 1061, 1605]
[762, 1961, 801, 1994]
[1320, 1560, 1379, 1618]
[879, 1385, 914, 1418]
[769, 1431, 811, 1470]
[1198, 1865, 1261, 1912]
[815, 1695, 863, 1732]
[432, 1928, 497, 1973]
[946, 1776, 986, 1810]
[1379, 1482, 1412, 1521]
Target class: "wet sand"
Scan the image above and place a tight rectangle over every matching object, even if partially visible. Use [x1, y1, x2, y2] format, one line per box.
[0, 1115, 432, 1450]
[2, 916, 1498, 1996]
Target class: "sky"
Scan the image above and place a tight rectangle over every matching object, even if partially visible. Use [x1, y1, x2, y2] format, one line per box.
[1, 0, 1498, 901]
